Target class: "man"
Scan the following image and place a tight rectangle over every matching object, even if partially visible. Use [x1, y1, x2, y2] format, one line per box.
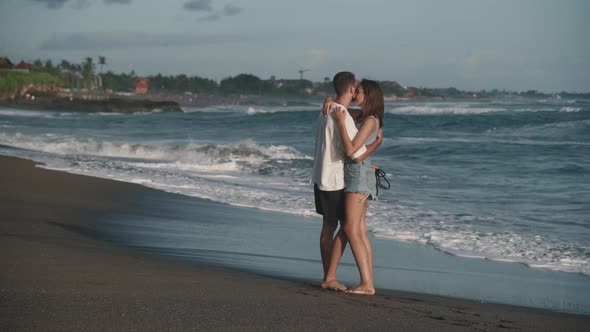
[312, 71, 381, 290]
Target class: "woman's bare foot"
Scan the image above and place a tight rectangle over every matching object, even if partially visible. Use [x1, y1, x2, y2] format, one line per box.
[345, 284, 375, 296]
[321, 279, 347, 291]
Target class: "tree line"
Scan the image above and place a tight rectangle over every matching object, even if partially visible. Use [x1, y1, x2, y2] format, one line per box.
[26, 56, 408, 97]
[19, 55, 522, 99]
[6, 55, 589, 100]
[28, 56, 105, 90]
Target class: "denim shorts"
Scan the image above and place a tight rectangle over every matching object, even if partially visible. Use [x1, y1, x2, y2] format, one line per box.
[344, 157, 377, 200]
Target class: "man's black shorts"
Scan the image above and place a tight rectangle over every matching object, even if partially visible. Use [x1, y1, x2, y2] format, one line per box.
[314, 184, 345, 223]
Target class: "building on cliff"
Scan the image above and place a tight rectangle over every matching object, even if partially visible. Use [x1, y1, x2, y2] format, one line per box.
[135, 77, 148, 94]
[13, 61, 32, 73]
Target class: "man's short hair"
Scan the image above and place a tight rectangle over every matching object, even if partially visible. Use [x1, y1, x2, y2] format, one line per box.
[333, 71, 356, 96]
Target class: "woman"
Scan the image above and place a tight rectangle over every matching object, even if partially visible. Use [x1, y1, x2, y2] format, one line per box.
[330, 79, 384, 295]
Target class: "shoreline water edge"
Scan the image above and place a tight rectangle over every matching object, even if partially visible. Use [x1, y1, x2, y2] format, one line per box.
[2, 154, 590, 315]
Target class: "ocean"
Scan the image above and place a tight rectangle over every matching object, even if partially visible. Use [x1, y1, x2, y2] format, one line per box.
[1, 98, 589, 277]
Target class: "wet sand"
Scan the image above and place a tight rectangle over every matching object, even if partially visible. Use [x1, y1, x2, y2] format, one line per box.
[1, 155, 588, 331]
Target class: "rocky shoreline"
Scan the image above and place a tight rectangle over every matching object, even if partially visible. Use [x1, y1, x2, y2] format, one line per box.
[0, 97, 183, 113]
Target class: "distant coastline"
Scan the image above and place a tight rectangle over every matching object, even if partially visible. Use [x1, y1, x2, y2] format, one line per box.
[2, 56, 589, 114]
[0, 94, 183, 114]
[1, 88, 586, 115]
[0, 88, 320, 113]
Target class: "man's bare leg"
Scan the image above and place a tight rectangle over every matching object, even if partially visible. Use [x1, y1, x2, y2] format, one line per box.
[320, 217, 337, 277]
[321, 227, 348, 291]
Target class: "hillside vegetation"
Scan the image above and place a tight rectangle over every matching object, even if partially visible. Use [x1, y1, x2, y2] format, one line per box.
[0, 70, 63, 100]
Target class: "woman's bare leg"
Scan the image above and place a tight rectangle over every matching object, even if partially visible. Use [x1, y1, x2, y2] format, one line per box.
[343, 193, 375, 295]
[360, 202, 373, 281]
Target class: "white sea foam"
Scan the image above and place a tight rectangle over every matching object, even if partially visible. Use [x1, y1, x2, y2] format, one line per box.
[560, 107, 583, 112]
[387, 104, 581, 115]
[128, 161, 241, 172]
[183, 105, 282, 114]
[0, 133, 309, 172]
[388, 105, 505, 115]
[92, 112, 125, 116]
[513, 108, 556, 112]
[183, 105, 316, 115]
[247, 106, 272, 115]
[382, 135, 590, 148]
[367, 203, 590, 275]
[181, 106, 228, 113]
[245, 106, 316, 115]
[0, 109, 59, 117]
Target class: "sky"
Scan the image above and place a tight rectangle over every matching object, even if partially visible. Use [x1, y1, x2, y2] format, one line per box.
[0, 0, 588, 92]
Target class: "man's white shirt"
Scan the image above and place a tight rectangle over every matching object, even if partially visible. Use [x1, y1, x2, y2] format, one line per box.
[312, 102, 366, 191]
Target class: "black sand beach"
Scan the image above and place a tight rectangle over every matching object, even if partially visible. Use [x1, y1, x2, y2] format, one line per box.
[1, 155, 588, 331]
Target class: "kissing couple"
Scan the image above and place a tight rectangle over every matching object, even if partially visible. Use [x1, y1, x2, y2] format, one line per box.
[312, 71, 385, 295]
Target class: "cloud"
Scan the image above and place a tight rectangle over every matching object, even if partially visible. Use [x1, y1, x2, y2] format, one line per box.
[32, 0, 68, 9]
[198, 13, 221, 22]
[223, 4, 243, 16]
[183, 1, 244, 22]
[72, 0, 92, 9]
[183, 0, 212, 12]
[30, 0, 132, 9]
[39, 32, 248, 51]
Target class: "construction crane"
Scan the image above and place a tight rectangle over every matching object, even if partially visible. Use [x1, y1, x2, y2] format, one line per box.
[298, 68, 310, 80]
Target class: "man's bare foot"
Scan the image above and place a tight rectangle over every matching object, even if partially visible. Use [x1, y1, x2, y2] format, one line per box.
[345, 285, 375, 296]
[321, 279, 347, 291]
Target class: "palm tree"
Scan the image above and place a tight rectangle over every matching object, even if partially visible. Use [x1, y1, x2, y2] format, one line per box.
[71, 64, 81, 76]
[33, 59, 43, 68]
[44, 59, 54, 71]
[70, 64, 82, 90]
[59, 59, 71, 72]
[58, 59, 72, 88]
[98, 56, 107, 74]
[97, 56, 106, 88]
[81, 57, 95, 89]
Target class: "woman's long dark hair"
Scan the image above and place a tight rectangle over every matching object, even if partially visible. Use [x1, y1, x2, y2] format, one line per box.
[360, 79, 384, 128]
